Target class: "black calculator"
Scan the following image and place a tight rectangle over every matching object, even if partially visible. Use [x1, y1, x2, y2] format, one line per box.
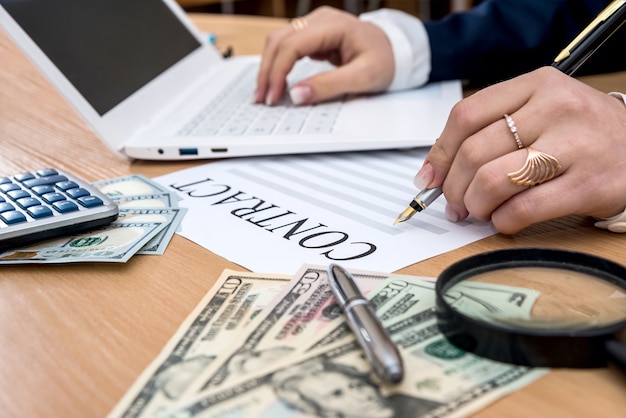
[0, 168, 119, 251]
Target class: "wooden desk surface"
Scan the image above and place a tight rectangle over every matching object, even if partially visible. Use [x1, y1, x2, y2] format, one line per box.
[1, 13, 626, 418]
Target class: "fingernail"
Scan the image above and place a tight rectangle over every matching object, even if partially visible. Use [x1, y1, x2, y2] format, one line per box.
[413, 162, 434, 190]
[265, 92, 274, 106]
[445, 205, 461, 222]
[289, 85, 312, 105]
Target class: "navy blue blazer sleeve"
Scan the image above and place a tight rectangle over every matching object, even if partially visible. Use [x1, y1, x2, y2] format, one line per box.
[424, 0, 626, 85]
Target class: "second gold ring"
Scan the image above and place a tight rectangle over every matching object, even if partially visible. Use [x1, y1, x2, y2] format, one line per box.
[290, 17, 308, 32]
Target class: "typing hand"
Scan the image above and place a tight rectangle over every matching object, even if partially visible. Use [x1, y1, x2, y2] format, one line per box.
[255, 6, 394, 106]
[415, 66, 626, 234]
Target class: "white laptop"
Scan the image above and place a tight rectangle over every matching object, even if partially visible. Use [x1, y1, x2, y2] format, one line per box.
[0, 0, 461, 160]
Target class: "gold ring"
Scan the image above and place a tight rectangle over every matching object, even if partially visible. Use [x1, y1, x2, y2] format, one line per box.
[508, 147, 561, 187]
[504, 114, 524, 149]
[290, 17, 308, 32]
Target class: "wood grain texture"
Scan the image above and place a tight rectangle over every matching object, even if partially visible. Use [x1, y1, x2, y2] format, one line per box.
[1, 14, 626, 417]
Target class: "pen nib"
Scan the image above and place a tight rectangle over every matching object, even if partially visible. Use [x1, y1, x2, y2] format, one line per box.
[394, 206, 417, 225]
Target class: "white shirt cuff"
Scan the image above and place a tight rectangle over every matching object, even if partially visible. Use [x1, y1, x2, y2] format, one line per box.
[595, 209, 626, 233]
[359, 8, 430, 91]
[609, 91, 626, 106]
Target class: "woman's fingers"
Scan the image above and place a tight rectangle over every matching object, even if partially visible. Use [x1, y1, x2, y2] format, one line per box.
[442, 93, 567, 220]
[418, 66, 626, 233]
[421, 67, 563, 187]
[256, 7, 394, 106]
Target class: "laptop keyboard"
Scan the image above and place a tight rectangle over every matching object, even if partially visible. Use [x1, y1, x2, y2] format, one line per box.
[178, 62, 342, 137]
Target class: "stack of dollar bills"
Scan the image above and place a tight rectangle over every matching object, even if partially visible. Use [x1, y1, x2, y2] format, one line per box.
[108, 264, 548, 418]
[0, 175, 186, 263]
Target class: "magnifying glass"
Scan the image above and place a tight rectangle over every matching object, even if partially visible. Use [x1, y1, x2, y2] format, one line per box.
[435, 248, 626, 368]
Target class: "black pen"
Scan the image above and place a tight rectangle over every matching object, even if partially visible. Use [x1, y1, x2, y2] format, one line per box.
[327, 264, 404, 384]
[552, 0, 626, 75]
[395, 0, 626, 225]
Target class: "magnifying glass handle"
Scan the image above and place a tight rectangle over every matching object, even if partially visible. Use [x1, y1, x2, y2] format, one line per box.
[605, 340, 626, 371]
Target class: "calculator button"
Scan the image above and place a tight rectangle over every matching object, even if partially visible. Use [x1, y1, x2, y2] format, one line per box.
[53, 200, 78, 213]
[0, 202, 15, 213]
[77, 195, 104, 208]
[23, 175, 68, 188]
[14, 172, 36, 182]
[36, 168, 58, 177]
[16, 197, 41, 209]
[0, 210, 27, 224]
[0, 183, 20, 193]
[31, 185, 55, 196]
[0, 196, 5, 203]
[55, 181, 79, 191]
[27, 205, 53, 219]
[66, 188, 89, 199]
[42, 193, 66, 204]
[0, 177, 11, 185]
[7, 190, 31, 201]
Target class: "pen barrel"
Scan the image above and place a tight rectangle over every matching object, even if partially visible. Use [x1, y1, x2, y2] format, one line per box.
[553, 0, 626, 75]
[344, 300, 404, 384]
[412, 187, 443, 212]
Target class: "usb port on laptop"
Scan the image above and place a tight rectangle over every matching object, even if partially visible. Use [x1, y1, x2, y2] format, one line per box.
[179, 148, 198, 156]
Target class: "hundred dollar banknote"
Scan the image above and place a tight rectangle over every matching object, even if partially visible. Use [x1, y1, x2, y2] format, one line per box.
[116, 208, 187, 255]
[161, 274, 546, 418]
[95, 174, 185, 254]
[93, 174, 173, 198]
[112, 193, 179, 209]
[0, 221, 167, 263]
[108, 270, 291, 418]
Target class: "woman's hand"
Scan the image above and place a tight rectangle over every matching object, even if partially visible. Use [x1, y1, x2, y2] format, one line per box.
[415, 66, 626, 234]
[255, 6, 395, 106]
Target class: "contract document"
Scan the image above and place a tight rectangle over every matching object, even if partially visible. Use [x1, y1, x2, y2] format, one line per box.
[155, 148, 497, 273]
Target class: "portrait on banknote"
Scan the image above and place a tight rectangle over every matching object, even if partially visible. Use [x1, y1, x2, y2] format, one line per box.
[271, 357, 443, 418]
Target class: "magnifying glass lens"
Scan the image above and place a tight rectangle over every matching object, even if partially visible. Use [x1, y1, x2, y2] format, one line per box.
[445, 266, 626, 331]
[436, 249, 626, 368]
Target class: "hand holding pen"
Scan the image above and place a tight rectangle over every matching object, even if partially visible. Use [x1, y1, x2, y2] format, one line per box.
[395, 0, 626, 232]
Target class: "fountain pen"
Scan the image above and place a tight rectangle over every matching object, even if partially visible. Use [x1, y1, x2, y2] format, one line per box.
[394, 186, 443, 224]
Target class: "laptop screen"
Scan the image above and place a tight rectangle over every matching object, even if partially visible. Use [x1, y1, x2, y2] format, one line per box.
[1, 0, 201, 116]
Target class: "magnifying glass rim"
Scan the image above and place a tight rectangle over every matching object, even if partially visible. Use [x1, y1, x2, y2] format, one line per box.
[437, 249, 626, 337]
[435, 248, 626, 368]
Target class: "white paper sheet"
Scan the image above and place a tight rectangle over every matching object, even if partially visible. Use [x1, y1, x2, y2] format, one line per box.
[154, 149, 496, 274]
